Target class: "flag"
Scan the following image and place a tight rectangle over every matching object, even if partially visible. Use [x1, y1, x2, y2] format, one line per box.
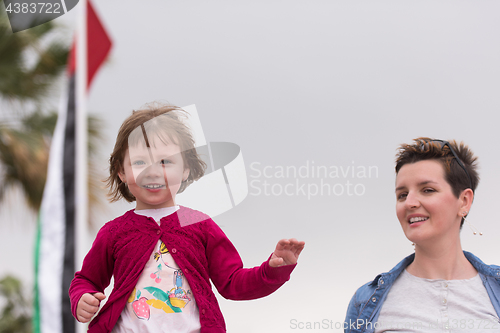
[34, 1, 112, 332]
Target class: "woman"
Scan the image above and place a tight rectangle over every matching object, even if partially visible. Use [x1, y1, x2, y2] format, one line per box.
[344, 138, 500, 333]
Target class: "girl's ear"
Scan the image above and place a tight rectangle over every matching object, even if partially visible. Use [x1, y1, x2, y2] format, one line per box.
[118, 168, 126, 183]
[183, 168, 190, 182]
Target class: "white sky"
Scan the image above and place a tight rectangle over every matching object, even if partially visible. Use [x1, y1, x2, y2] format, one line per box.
[2, 1, 500, 332]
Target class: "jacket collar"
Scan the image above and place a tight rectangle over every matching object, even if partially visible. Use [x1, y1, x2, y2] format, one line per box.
[370, 251, 500, 287]
[464, 251, 500, 279]
[369, 253, 414, 287]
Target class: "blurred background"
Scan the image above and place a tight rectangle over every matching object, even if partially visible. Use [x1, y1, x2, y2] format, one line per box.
[1, 1, 500, 332]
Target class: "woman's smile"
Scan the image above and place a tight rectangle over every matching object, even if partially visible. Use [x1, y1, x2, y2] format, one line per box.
[407, 214, 429, 226]
[395, 159, 463, 245]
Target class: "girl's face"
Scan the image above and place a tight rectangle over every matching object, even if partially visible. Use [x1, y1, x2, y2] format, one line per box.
[119, 137, 190, 210]
[395, 159, 470, 246]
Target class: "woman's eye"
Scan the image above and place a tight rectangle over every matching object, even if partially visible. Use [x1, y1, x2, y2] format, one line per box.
[423, 188, 435, 193]
[397, 193, 407, 200]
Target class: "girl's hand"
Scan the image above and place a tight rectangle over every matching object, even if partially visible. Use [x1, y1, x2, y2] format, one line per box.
[269, 238, 305, 267]
[76, 292, 106, 323]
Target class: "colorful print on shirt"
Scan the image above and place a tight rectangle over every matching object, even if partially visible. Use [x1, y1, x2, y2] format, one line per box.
[127, 240, 194, 320]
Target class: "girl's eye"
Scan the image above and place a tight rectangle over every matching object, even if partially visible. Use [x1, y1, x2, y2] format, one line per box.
[160, 159, 171, 165]
[132, 160, 145, 166]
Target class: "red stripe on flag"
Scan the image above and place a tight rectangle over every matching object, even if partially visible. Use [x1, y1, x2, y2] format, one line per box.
[87, 0, 112, 88]
[67, 0, 112, 89]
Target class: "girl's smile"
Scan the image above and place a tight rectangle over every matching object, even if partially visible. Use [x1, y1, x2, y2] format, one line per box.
[119, 138, 190, 210]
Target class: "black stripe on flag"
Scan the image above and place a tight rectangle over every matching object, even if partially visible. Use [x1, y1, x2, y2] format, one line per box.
[62, 75, 76, 333]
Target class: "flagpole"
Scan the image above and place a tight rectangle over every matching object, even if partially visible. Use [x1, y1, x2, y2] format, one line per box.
[76, 0, 88, 332]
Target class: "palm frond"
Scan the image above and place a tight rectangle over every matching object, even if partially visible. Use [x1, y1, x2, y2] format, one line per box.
[0, 126, 48, 210]
[0, 276, 32, 333]
[0, 4, 69, 101]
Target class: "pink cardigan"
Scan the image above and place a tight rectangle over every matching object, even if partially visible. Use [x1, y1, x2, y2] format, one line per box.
[69, 206, 296, 332]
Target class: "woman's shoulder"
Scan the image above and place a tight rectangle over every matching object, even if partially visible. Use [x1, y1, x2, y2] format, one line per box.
[464, 251, 500, 278]
[345, 279, 378, 324]
[350, 253, 416, 301]
[350, 276, 380, 303]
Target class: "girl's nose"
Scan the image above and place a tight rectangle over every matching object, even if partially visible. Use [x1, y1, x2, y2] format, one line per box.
[144, 161, 162, 177]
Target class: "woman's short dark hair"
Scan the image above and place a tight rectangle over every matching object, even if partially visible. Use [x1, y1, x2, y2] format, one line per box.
[395, 137, 479, 227]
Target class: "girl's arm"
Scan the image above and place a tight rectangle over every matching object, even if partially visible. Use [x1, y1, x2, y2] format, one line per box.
[69, 223, 115, 321]
[269, 238, 305, 267]
[76, 292, 106, 323]
[204, 220, 301, 300]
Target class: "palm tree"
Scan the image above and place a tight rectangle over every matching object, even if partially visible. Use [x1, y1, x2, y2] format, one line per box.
[0, 3, 106, 216]
[0, 111, 105, 212]
[0, 6, 107, 333]
[0, 4, 69, 102]
[0, 111, 55, 210]
[0, 2, 70, 211]
[0, 276, 32, 333]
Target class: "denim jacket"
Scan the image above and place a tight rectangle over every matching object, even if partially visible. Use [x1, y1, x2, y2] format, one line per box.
[344, 251, 500, 333]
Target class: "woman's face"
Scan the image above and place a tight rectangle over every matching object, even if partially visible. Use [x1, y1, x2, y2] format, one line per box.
[395, 159, 466, 246]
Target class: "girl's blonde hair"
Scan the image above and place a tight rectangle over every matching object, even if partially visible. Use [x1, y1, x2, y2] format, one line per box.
[106, 102, 206, 202]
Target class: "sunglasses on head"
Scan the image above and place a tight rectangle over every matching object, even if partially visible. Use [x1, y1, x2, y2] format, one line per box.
[426, 139, 473, 192]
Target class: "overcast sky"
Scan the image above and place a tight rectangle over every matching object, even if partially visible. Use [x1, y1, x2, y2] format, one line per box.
[2, 1, 500, 332]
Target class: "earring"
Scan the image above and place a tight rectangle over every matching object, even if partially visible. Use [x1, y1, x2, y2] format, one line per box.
[463, 212, 482, 236]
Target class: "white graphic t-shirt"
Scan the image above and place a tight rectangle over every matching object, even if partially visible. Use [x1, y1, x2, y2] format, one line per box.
[112, 206, 201, 333]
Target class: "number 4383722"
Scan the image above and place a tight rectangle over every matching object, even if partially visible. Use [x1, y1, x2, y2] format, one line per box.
[5, 2, 62, 14]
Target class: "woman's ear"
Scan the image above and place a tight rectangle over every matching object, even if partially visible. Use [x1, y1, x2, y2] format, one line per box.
[459, 188, 474, 216]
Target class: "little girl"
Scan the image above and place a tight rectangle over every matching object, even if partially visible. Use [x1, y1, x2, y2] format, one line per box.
[69, 103, 305, 332]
